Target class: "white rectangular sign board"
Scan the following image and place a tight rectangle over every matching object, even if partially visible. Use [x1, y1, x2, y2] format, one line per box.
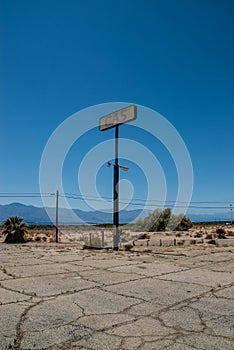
[99, 105, 137, 131]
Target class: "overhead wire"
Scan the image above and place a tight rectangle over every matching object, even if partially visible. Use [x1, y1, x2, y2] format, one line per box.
[0, 192, 232, 210]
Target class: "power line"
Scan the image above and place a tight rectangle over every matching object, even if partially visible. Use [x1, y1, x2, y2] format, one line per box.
[0, 192, 55, 196]
[0, 192, 233, 210]
[63, 195, 233, 209]
[0, 195, 54, 198]
[63, 192, 233, 204]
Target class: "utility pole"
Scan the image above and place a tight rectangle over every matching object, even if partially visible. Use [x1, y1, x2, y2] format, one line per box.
[113, 126, 119, 250]
[55, 190, 59, 243]
[230, 204, 233, 225]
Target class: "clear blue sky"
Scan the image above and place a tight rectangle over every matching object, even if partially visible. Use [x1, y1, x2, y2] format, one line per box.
[1, 0, 234, 213]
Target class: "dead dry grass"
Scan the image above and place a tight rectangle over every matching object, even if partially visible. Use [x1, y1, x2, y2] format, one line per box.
[0, 223, 233, 246]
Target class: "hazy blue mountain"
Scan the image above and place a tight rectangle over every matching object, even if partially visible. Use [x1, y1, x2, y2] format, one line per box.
[0, 203, 143, 225]
[0, 203, 231, 225]
[0, 203, 51, 224]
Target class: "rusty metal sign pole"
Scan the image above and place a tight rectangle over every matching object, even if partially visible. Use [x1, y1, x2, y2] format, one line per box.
[55, 190, 59, 243]
[113, 126, 119, 250]
[99, 105, 137, 251]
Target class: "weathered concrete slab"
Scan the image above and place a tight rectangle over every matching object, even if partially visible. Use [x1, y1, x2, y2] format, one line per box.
[159, 305, 204, 332]
[127, 300, 165, 316]
[72, 331, 122, 350]
[22, 295, 83, 332]
[176, 250, 234, 268]
[105, 278, 211, 305]
[0, 269, 13, 280]
[106, 317, 177, 337]
[0, 254, 55, 267]
[189, 295, 234, 338]
[120, 336, 143, 349]
[41, 252, 84, 263]
[21, 323, 91, 349]
[213, 284, 234, 299]
[217, 238, 234, 247]
[1, 273, 98, 297]
[71, 288, 138, 315]
[78, 269, 143, 285]
[0, 286, 32, 304]
[4, 261, 93, 278]
[0, 244, 233, 349]
[108, 261, 188, 277]
[139, 338, 176, 350]
[0, 303, 27, 348]
[78, 313, 135, 331]
[210, 260, 234, 273]
[174, 334, 234, 350]
[75, 257, 139, 269]
[161, 267, 234, 287]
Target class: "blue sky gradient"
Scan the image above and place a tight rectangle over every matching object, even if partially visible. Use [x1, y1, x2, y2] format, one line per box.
[1, 0, 234, 212]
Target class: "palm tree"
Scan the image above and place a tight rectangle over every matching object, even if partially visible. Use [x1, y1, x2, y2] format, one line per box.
[2, 216, 28, 243]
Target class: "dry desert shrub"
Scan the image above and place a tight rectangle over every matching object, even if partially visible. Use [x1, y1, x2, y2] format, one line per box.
[138, 233, 150, 239]
[123, 243, 133, 251]
[208, 239, 216, 245]
[83, 236, 102, 249]
[226, 230, 234, 236]
[216, 228, 227, 239]
[175, 232, 181, 237]
[194, 231, 203, 238]
[206, 233, 213, 240]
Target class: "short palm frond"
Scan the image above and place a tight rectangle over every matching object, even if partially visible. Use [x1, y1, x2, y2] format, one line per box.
[2, 216, 28, 243]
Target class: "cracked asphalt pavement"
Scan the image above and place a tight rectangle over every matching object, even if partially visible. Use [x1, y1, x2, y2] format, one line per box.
[0, 244, 233, 349]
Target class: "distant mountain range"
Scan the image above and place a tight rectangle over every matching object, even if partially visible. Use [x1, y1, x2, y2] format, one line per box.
[0, 202, 231, 225]
[0, 202, 144, 225]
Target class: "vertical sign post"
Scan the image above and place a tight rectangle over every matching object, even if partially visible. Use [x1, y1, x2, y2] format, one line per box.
[55, 190, 59, 243]
[100, 105, 137, 250]
[113, 126, 119, 250]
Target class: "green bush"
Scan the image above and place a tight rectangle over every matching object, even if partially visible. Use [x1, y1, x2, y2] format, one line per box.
[134, 209, 162, 231]
[2, 216, 28, 243]
[134, 208, 193, 232]
[175, 216, 193, 231]
[216, 228, 225, 234]
[216, 228, 226, 239]
[208, 239, 216, 245]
